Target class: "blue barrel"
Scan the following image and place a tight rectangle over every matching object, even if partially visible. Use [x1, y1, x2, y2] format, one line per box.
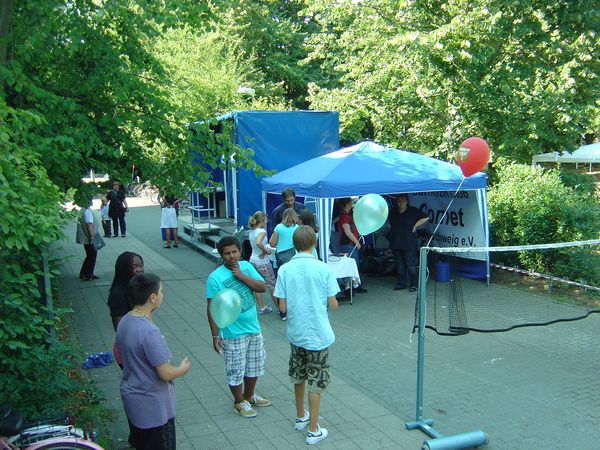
[435, 261, 450, 283]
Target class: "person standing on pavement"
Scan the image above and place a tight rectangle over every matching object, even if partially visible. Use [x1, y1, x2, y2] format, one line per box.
[388, 194, 429, 292]
[247, 211, 277, 315]
[275, 226, 339, 445]
[161, 192, 179, 248]
[107, 251, 145, 445]
[100, 198, 111, 237]
[205, 236, 271, 419]
[299, 208, 319, 258]
[108, 181, 128, 237]
[76, 199, 99, 281]
[337, 197, 367, 293]
[270, 208, 301, 268]
[117, 273, 190, 450]
[108, 251, 145, 331]
[271, 188, 304, 228]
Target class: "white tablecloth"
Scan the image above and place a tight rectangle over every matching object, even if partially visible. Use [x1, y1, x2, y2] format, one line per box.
[327, 256, 361, 287]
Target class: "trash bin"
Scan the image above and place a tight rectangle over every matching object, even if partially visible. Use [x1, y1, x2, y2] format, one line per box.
[435, 261, 450, 283]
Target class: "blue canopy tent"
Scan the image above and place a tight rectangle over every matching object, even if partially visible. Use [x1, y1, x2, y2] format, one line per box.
[261, 141, 489, 267]
[190, 110, 339, 227]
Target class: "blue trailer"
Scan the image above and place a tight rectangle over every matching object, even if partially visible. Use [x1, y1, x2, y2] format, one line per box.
[191, 110, 339, 229]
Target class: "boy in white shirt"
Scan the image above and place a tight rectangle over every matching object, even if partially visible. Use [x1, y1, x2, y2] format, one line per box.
[275, 226, 339, 445]
[101, 198, 111, 237]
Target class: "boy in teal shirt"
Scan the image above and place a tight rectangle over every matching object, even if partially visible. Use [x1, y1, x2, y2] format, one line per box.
[206, 236, 271, 418]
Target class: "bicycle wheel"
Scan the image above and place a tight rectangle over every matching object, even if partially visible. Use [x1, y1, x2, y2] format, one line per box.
[26, 437, 104, 450]
[142, 186, 154, 199]
[150, 191, 160, 204]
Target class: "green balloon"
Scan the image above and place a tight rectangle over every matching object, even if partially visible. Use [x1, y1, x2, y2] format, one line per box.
[210, 288, 242, 328]
[353, 194, 389, 236]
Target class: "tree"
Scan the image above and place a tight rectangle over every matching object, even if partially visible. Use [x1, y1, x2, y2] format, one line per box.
[304, 0, 599, 162]
[0, 0, 276, 415]
[212, 0, 322, 108]
[2, 0, 274, 196]
[487, 161, 600, 281]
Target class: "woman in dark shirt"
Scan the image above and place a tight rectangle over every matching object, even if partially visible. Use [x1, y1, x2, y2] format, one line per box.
[108, 251, 145, 330]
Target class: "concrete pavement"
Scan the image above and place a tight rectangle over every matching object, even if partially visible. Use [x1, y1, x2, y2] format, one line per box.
[56, 202, 600, 449]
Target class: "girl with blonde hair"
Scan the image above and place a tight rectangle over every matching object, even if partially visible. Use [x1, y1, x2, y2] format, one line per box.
[248, 211, 278, 314]
[269, 208, 301, 320]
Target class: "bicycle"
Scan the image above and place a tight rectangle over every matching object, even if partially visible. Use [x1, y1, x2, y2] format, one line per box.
[125, 180, 139, 196]
[0, 405, 104, 450]
[142, 184, 160, 203]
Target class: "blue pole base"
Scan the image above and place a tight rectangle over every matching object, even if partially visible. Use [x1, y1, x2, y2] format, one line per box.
[405, 419, 441, 438]
[423, 430, 488, 450]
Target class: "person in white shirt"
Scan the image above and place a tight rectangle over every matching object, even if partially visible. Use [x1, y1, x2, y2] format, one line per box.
[247, 211, 277, 314]
[275, 226, 340, 445]
[101, 198, 111, 237]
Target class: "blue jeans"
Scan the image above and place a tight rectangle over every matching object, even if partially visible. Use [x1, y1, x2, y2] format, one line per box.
[339, 244, 360, 274]
[392, 249, 418, 288]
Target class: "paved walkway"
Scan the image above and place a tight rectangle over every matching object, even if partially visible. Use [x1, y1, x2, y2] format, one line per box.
[56, 205, 600, 449]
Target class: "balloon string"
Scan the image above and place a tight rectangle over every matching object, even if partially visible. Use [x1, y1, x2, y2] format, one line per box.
[348, 236, 364, 258]
[425, 176, 466, 248]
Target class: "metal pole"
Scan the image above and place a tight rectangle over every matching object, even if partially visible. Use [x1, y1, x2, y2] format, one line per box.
[42, 252, 56, 345]
[415, 246, 428, 422]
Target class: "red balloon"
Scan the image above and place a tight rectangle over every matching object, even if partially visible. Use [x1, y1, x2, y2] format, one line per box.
[455, 137, 490, 177]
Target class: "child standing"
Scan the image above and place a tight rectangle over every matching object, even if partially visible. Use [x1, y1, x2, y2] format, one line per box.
[248, 211, 278, 314]
[100, 198, 111, 237]
[299, 208, 319, 258]
[116, 273, 190, 449]
[274, 226, 339, 445]
[205, 236, 271, 419]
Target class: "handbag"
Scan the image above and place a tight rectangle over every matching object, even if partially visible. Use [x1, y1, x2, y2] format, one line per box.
[275, 247, 296, 266]
[92, 232, 106, 251]
[75, 219, 87, 244]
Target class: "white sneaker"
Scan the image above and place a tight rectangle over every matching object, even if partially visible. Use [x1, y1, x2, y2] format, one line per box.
[258, 306, 273, 314]
[306, 425, 328, 445]
[295, 410, 310, 431]
[248, 393, 271, 407]
[233, 400, 257, 418]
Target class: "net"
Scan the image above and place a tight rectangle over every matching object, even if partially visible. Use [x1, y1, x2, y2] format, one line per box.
[415, 240, 600, 335]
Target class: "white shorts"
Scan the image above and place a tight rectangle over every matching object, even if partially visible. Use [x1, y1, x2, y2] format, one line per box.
[160, 207, 178, 228]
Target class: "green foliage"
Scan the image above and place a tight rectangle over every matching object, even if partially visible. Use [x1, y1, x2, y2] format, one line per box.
[144, 26, 280, 193]
[3, 0, 277, 201]
[212, 0, 321, 108]
[1, 1, 277, 422]
[487, 162, 600, 281]
[0, 71, 107, 422]
[304, 0, 599, 160]
[557, 169, 597, 196]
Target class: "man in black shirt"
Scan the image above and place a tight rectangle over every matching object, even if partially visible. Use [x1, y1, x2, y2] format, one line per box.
[388, 194, 429, 292]
[271, 188, 304, 227]
[107, 181, 128, 237]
